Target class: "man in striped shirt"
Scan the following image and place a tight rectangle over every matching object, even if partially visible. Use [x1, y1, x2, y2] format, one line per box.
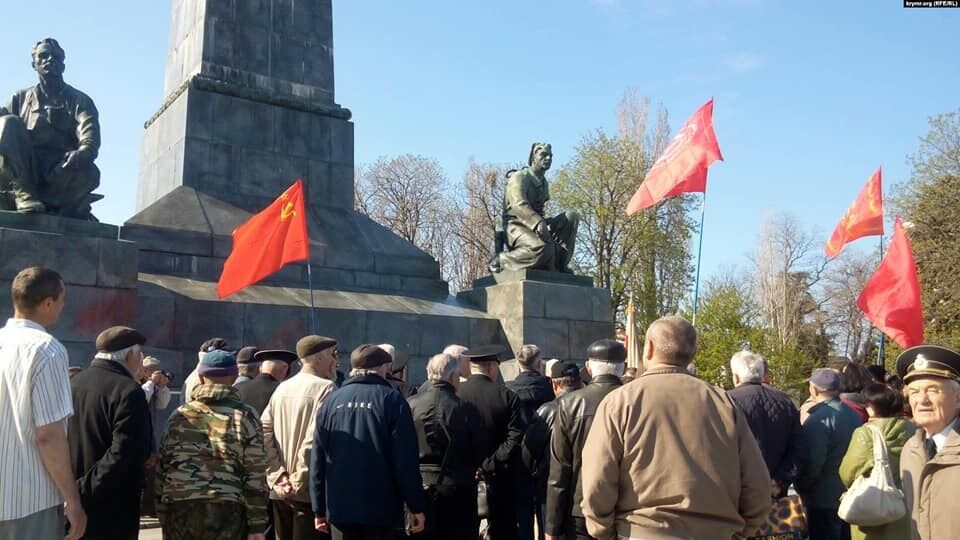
[0, 267, 86, 540]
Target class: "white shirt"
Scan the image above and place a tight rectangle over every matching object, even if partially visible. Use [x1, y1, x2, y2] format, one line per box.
[930, 418, 959, 452]
[0, 318, 73, 520]
[142, 380, 171, 409]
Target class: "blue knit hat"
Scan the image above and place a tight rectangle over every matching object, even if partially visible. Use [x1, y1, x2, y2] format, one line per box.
[198, 349, 238, 377]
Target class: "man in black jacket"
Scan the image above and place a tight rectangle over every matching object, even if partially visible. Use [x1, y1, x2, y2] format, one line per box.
[545, 340, 626, 540]
[407, 352, 486, 539]
[237, 349, 295, 415]
[68, 326, 152, 540]
[309, 344, 426, 540]
[507, 344, 555, 540]
[727, 350, 801, 498]
[458, 345, 526, 540]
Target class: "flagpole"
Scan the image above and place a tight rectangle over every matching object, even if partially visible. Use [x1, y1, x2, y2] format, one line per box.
[876, 234, 885, 367]
[692, 192, 707, 326]
[307, 260, 317, 334]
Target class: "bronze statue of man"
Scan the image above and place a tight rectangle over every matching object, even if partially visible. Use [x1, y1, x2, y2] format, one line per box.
[490, 143, 578, 273]
[0, 38, 101, 219]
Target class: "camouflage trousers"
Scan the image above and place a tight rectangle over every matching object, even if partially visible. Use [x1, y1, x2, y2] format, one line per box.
[160, 501, 248, 540]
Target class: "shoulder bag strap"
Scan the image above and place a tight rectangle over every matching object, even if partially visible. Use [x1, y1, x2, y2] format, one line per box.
[866, 423, 896, 487]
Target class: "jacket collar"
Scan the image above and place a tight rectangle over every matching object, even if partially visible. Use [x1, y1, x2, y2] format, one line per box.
[254, 373, 278, 383]
[639, 366, 690, 377]
[4, 318, 47, 332]
[591, 374, 623, 386]
[90, 358, 135, 379]
[193, 383, 241, 403]
[516, 370, 543, 380]
[343, 373, 391, 388]
[429, 380, 456, 393]
[468, 373, 493, 383]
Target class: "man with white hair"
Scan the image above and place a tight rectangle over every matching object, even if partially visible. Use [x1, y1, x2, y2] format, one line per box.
[580, 316, 770, 539]
[407, 353, 485, 539]
[897, 345, 960, 540]
[545, 339, 625, 540]
[68, 326, 152, 539]
[379, 343, 416, 398]
[727, 350, 801, 499]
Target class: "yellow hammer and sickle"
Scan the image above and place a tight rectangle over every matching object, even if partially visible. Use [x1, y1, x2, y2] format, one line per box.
[281, 201, 296, 220]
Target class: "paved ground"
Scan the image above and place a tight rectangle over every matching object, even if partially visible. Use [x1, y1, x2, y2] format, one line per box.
[139, 528, 162, 540]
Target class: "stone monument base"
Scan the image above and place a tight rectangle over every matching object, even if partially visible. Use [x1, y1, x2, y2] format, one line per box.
[0, 212, 139, 365]
[458, 270, 613, 378]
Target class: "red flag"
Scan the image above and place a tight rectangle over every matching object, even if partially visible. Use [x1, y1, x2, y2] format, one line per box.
[217, 179, 309, 299]
[856, 218, 924, 349]
[626, 98, 723, 214]
[825, 168, 884, 258]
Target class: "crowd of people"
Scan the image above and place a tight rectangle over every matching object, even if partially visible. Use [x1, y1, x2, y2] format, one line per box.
[0, 265, 958, 540]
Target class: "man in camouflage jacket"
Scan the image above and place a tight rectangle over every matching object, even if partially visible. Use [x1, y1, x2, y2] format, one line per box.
[156, 350, 268, 540]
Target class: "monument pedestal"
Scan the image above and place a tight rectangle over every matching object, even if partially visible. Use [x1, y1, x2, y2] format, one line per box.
[458, 270, 613, 376]
[0, 212, 139, 365]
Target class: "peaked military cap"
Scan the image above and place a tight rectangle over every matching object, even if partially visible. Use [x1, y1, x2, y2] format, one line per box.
[253, 349, 298, 364]
[586, 339, 628, 363]
[236, 346, 259, 365]
[95, 326, 147, 353]
[896, 345, 960, 383]
[462, 345, 505, 363]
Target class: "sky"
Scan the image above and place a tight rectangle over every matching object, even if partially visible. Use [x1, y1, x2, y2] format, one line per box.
[1, 0, 958, 284]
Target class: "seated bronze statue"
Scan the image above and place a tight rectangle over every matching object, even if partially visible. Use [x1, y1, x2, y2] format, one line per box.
[490, 143, 578, 273]
[0, 38, 101, 220]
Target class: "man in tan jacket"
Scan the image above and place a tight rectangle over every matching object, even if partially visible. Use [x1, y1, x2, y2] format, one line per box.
[580, 316, 771, 540]
[262, 337, 338, 540]
[897, 345, 960, 540]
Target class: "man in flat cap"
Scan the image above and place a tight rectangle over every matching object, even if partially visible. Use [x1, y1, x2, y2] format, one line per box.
[181, 337, 230, 405]
[238, 348, 295, 416]
[580, 316, 770, 540]
[235, 346, 261, 386]
[797, 368, 863, 540]
[157, 349, 268, 540]
[897, 345, 960, 540]
[457, 345, 526, 540]
[309, 344, 426, 539]
[68, 326, 152, 539]
[545, 339, 625, 540]
[263, 337, 337, 540]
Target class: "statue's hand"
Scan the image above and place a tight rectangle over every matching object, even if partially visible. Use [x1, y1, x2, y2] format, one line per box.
[61, 150, 85, 170]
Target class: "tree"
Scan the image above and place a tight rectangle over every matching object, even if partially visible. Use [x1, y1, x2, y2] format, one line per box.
[893, 109, 960, 349]
[355, 154, 458, 280]
[821, 249, 878, 361]
[551, 91, 696, 329]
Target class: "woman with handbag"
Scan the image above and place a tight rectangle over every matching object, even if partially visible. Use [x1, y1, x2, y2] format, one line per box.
[839, 383, 916, 540]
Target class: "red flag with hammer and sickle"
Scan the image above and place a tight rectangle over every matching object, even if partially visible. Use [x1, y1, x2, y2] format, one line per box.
[825, 168, 884, 258]
[217, 179, 309, 298]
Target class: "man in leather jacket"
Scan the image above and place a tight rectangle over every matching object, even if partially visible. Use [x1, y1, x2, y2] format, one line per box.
[407, 353, 486, 539]
[545, 340, 626, 540]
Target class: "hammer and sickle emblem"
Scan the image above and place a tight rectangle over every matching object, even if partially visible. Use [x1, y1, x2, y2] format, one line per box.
[281, 201, 296, 220]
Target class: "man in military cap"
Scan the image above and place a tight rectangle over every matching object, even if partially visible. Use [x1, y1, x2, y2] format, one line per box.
[68, 326, 152, 539]
[309, 344, 425, 539]
[263, 337, 338, 540]
[545, 339, 626, 540]
[897, 345, 960, 540]
[157, 349, 268, 540]
[234, 346, 261, 385]
[238, 349, 295, 416]
[0, 38, 101, 217]
[457, 345, 526, 539]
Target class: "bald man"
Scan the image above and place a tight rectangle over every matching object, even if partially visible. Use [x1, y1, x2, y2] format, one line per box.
[580, 316, 770, 540]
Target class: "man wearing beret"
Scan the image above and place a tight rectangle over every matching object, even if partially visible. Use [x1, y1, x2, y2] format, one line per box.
[238, 348, 294, 416]
[235, 346, 261, 386]
[545, 339, 625, 540]
[68, 326, 152, 540]
[457, 345, 526, 540]
[580, 316, 770, 540]
[309, 344, 426, 539]
[263, 337, 337, 540]
[157, 349, 268, 540]
[898, 345, 960, 540]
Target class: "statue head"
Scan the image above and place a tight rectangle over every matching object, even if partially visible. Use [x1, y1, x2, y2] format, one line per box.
[32, 38, 66, 79]
[528, 142, 553, 173]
